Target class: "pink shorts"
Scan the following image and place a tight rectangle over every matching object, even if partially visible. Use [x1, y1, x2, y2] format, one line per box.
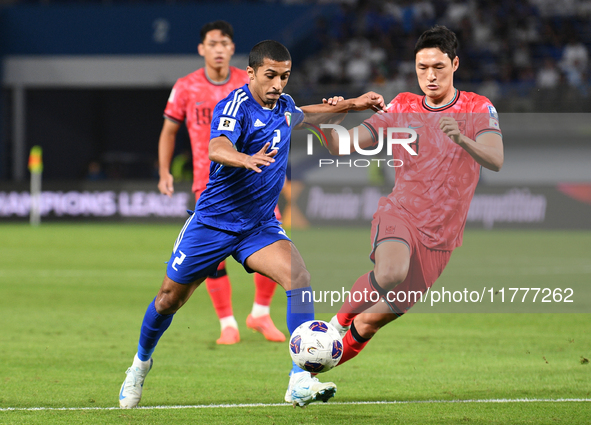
[370, 211, 452, 314]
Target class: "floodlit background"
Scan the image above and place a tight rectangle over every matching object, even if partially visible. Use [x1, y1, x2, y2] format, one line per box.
[1, 1, 590, 423]
[1, 0, 590, 202]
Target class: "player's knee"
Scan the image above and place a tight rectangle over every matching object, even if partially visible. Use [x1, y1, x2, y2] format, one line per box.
[373, 262, 408, 290]
[354, 319, 382, 339]
[155, 294, 183, 315]
[355, 313, 397, 339]
[290, 266, 311, 290]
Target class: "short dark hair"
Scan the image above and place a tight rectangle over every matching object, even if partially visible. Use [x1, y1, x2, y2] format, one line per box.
[414, 25, 458, 61]
[248, 40, 291, 71]
[200, 21, 234, 43]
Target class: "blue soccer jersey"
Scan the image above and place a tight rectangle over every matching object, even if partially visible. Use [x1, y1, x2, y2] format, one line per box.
[196, 84, 303, 233]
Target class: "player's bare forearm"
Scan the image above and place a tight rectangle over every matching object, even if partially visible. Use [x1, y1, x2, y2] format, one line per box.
[297, 92, 386, 128]
[209, 137, 249, 167]
[158, 119, 180, 196]
[319, 91, 385, 112]
[209, 136, 276, 173]
[158, 119, 180, 170]
[439, 117, 503, 172]
[299, 100, 354, 115]
[457, 133, 504, 171]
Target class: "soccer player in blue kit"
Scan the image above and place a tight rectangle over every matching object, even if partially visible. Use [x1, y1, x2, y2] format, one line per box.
[119, 40, 385, 408]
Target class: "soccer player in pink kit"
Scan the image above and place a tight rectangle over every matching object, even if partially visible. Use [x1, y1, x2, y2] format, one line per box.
[157, 21, 284, 345]
[324, 26, 504, 364]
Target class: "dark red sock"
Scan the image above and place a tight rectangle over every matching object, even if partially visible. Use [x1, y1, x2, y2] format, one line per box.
[338, 323, 370, 365]
[337, 271, 380, 326]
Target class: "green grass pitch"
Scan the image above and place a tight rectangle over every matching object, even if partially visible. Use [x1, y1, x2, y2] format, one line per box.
[1, 223, 590, 424]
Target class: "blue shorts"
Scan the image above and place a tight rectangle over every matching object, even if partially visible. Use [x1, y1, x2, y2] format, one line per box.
[166, 212, 291, 284]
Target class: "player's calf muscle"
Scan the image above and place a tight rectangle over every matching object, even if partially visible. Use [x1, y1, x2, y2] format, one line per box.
[155, 276, 202, 314]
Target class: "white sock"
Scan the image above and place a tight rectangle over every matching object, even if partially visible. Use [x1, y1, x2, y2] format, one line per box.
[250, 303, 270, 318]
[220, 316, 238, 330]
[133, 353, 152, 370]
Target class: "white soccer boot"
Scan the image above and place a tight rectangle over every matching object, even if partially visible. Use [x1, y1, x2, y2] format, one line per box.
[286, 371, 337, 408]
[119, 354, 153, 408]
[330, 315, 350, 338]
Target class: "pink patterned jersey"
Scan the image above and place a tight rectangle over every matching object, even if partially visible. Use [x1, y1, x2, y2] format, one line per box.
[364, 90, 502, 250]
[164, 67, 249, 193]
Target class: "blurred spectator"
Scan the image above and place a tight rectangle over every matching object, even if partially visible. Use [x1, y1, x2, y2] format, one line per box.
[289, 0, 591, 110]
[413, 0, 436, 27]
[315, 43, 348, 84]
[478, 77, 502, 103]
[470, 9, 498, 53]
[513, 41, 533, 70]
[345, 49, 372, 87]
[443, 0, 470, 28]
[367, 69, 408, 102]
[536, 57, 561, 88]
[559, 35, 589, 74]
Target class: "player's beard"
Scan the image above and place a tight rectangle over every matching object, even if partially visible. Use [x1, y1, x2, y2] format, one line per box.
[265, 91, 281, 106]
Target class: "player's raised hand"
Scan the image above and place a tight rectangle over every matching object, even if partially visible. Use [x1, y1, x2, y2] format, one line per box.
[350, 91, 386, 112]
[322, 96, 345, 106]
[439, 117, 462, 144]
[158, 172, 174, 197]
[245, 142, 277, 173]
[320, 96, 348, 125]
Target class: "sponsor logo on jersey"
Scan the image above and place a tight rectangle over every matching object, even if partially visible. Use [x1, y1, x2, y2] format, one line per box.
[218, 117, 236, 131]
[487, 105, 498, 120]
[254, 119, 266, 127]
[168, 88, 176, 103]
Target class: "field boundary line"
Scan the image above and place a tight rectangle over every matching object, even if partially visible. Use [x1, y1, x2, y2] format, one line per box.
[1, 398, 590, 411]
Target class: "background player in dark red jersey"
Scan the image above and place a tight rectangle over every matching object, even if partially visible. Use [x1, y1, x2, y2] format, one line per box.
[323, 26, 504, 365]
[157, 21, 284, 345]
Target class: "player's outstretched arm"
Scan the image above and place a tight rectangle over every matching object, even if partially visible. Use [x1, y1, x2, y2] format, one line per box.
[158, 119, 181, 197]
[439, 117, 504, 171]
[298, 91, 385, 118]
[209, 136, 276, 173]
[295, 92, 384, 156]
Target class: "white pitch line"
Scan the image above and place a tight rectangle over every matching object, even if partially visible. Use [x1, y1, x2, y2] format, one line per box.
[1, 398, 590, 412]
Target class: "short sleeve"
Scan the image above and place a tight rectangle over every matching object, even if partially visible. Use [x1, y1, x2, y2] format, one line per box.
[292, 104, 305, 128]
[163, 80, 187, 124]
[471, 97, 502, 139]
[210, 96, 245, 145]
[363, 95, 402, 142]
[282, 93, 305, 128]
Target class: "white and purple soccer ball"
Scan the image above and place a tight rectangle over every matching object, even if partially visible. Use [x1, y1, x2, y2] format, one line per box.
[289, 320, 343, 373]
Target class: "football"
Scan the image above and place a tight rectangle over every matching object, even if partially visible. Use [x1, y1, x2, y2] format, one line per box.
[289, 320, 343, 373]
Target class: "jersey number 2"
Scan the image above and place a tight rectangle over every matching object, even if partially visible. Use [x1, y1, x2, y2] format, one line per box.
[172, 251, 186, 271]
[271, 130, 281, 150]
